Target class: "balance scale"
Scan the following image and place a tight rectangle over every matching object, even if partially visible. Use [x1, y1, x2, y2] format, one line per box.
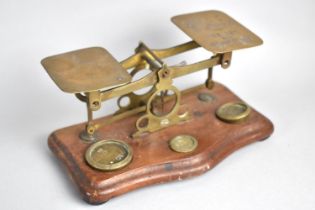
[41, 10, 274, 204]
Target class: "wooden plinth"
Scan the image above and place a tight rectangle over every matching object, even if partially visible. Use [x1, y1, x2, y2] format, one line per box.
[48, 82, 274, 204]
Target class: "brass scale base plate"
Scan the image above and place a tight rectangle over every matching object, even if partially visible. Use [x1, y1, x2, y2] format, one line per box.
[48, 82, 273, 204]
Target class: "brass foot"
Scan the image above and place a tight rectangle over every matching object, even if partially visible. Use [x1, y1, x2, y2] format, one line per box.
[79, 130, 99, 142]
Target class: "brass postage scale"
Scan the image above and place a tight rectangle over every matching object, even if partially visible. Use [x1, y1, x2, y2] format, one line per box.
[42, 10, 273, 204]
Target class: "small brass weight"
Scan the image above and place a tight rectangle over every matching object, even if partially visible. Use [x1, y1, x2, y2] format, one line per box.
[42, 10, 273, 204]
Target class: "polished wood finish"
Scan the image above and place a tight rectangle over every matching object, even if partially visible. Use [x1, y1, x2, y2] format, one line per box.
[48, 82, 273, 204]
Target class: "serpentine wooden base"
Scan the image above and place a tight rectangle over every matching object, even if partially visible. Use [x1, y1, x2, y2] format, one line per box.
[48, 82, 273, 204]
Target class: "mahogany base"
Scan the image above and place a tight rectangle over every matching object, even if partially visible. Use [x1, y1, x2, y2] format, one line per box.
[48, 82, 274, 204]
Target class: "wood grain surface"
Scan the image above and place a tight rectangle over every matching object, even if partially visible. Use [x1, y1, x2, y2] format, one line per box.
[48, 82, 274, 204]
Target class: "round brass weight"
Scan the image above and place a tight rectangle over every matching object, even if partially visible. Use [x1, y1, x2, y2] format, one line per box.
[85, 140, 133, 171]
[169, 135, 198, 153]
[216, 102, 251, 123]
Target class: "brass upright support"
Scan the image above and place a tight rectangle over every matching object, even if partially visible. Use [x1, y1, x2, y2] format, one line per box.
[80, 94, 99, 142]
[206, 67, 214, 89]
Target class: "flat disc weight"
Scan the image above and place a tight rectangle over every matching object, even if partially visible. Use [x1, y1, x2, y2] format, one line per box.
[85, 140, 133, 171]
[216, 102, 251, 123]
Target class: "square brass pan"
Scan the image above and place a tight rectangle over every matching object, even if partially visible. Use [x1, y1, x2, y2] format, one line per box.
[41, 47, 131, 93]
[172, 10, 263, 54]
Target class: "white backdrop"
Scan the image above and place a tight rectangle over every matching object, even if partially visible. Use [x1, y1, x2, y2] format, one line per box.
[1, 0, 315, 210]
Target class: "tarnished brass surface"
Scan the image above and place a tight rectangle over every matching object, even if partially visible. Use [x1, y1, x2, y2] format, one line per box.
[85, 140, 133, 171]
[216, 102, 251, 123]
[120, 41, 199, 70]
[98, 55, 221, 103]
[169, 135, 198, 153]
[172, 10, 263, 53]
[80, 48, 222, 138]
[41, 10, 263, 140]
[41, 47, 131, 93]
[89, 85, 205, 138]
[133, 66, 190, 137]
